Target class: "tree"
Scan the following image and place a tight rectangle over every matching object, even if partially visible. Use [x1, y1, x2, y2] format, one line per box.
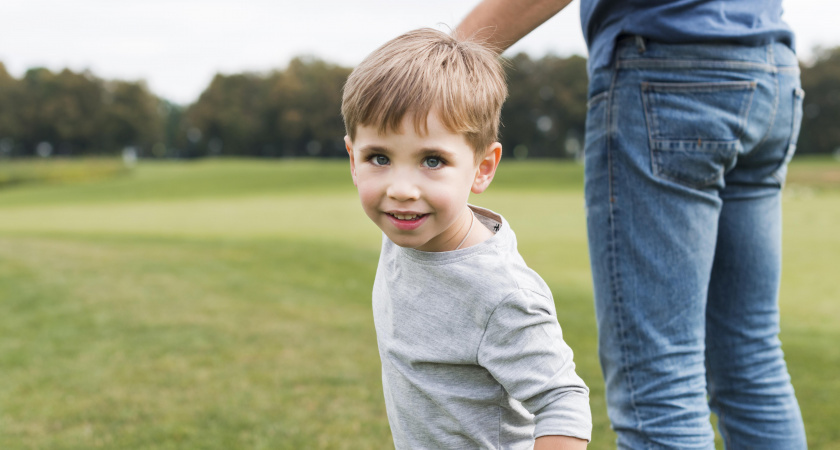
[45, 69, 105, 155]
[100, 80, 164, 155]
[266, 56, 351, 157]
[0, 63, 23, 156]
[0, 65, 164, 156]
[501, 53, 588, 159]
[185, 73, 271, 157]
[800, 47, 840, 154]
[184, 56, 350, 157]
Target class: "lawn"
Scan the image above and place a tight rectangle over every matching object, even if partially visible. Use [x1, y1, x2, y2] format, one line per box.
[0, 157, 837, 449]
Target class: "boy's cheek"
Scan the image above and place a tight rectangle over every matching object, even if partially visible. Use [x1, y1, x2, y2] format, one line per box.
[355, 184, 379, 209]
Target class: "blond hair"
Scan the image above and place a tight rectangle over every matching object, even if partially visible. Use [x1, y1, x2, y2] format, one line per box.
[341, 28, 507, 159]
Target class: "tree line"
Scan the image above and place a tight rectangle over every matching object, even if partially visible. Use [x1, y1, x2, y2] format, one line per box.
[1, 47, 839, 159]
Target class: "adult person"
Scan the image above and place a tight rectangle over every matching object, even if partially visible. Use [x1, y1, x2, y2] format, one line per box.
[457, 1, 808, 448]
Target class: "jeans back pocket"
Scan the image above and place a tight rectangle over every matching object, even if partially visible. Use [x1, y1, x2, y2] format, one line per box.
[641, 81, 757, 189]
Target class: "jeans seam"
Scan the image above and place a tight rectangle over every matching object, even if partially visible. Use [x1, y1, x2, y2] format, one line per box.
[587, 91, 609, 109]
[617, 58, 778, 73]
[607, 67, 643, 433]
[772, 87, 805, 185]
[642, 81, 757, 93]
[737, 82, 757, 143]
[753, 65, 781, 158]
[640, 83, 659, 182]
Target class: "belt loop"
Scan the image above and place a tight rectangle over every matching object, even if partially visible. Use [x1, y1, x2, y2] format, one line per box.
[635, 35, 646, 54]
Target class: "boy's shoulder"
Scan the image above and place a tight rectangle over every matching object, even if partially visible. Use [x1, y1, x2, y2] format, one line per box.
[470, 206, 554, 303]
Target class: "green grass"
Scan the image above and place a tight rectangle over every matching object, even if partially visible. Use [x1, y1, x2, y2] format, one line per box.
[0, 157, 131, 189]
[0, 157, 837, 449]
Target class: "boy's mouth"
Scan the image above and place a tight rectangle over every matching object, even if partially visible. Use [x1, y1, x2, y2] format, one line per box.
[386, 212, 428, 231]
[388, 213, 426, 221]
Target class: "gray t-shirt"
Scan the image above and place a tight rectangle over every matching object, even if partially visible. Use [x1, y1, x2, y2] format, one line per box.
[372, 206, 591, 449]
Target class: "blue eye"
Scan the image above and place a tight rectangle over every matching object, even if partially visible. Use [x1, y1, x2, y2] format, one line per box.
[371, 155, 389, 166]
[424, 157, 442, 169]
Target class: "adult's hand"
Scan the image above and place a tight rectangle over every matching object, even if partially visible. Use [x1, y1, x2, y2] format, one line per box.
[456, 0, 573, 53]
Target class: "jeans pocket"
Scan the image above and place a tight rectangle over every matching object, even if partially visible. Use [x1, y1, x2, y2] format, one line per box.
[772, 87, 805, 184]
[585, 91, 609, 148]
[641, 81, 757, 189]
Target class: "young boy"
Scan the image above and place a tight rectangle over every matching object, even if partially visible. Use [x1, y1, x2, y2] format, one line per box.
[341, 28, 591, 449]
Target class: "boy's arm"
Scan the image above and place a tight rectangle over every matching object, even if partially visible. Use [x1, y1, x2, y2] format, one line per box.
[535, 435, 588, 449]
[477, 289, 592, 443]
[456, 0, 574, 53]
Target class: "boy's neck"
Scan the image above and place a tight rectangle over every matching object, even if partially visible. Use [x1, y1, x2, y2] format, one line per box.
[455, 207, 495, 250]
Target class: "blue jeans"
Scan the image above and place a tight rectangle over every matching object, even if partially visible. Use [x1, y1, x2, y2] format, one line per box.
[584, 37, 807, 449]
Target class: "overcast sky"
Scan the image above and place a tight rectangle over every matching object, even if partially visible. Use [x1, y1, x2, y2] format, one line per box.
[2, 0, 838, 104]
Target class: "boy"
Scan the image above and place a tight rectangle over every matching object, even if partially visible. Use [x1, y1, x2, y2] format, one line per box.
[341, 28, 591, 449]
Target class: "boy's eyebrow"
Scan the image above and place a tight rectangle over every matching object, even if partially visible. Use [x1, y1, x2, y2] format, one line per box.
[418, 147, 455, 157]
[356, 145, 458, 159]
[356, 144, 390, 154]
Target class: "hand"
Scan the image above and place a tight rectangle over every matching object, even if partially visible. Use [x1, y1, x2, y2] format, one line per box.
[534, 434, 588, 450]
[456, 0, 574, 53]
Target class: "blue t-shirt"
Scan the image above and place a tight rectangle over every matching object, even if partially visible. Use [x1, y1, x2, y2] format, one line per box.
[580, 0, 796, 73]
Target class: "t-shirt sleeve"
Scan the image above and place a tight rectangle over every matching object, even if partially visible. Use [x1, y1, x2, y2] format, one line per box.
[477, 288, 592, 442]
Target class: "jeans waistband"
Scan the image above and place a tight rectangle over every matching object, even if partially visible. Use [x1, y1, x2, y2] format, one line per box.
[614, 35, 799, 70]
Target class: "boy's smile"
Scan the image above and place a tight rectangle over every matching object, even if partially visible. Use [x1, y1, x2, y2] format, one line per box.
[346, 111, 500, 252]
[386, 212, 428, 231]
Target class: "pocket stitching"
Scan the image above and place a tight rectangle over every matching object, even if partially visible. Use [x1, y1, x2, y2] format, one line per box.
[771, 87, 805, 184]
[643, 81, 757, 142]
[587, 91, 609, 109]
[641, 81, 757, 189]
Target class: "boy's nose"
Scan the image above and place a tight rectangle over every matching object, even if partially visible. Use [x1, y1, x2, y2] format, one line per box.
[386, 175, 421, 201]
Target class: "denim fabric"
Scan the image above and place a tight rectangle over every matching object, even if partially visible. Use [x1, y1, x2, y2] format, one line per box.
[584, 37, 807, 449]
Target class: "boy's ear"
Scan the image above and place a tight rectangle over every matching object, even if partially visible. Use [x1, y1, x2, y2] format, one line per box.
[344, 135, 357, 187]
[471, 142, 502, 194]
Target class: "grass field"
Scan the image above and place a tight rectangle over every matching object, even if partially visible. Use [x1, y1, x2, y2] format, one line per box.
[0, 157, 838, 449]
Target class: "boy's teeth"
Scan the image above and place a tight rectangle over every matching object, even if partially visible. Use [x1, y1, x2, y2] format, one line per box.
[393, 214, 420, 220]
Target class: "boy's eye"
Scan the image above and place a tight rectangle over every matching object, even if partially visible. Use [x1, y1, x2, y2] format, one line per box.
[371, 155, 389, 166]
[423, 157, 442, 169]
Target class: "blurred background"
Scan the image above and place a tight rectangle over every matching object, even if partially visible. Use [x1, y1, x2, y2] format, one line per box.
[1, 1, 838, 448]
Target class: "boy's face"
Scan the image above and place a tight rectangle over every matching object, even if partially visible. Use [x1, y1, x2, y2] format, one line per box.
[346, 111, 500, 252]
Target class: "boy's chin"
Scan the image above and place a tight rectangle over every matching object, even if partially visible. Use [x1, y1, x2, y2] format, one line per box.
[388, 236, 423, 249]
[384, 233, 430, 250]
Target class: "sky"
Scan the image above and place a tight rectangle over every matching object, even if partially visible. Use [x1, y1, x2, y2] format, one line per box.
[2, 0, 838, 105]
